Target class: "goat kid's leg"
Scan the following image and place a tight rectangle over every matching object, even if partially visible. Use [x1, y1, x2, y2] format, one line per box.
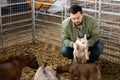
[73, 55, 77, 62]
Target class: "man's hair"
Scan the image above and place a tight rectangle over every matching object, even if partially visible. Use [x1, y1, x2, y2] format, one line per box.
[69, 5, 83, 14]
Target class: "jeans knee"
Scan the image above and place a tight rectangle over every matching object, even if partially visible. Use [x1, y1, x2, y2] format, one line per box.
[96, 40, 104, 53]
[89, 40, 104, 57]
[60, 46, 73, 59]
[60, 46, 67, 56]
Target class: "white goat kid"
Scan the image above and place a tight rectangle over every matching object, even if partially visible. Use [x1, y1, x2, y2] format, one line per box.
[34, 63, 59, 80]
[73, 34, 89, 63]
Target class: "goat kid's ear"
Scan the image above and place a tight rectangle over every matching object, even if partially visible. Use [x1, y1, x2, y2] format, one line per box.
[84, 34, 87, 39]
[76, 36, 79, 39]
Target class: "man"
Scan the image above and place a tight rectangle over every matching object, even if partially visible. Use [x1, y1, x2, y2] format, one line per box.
[61, 4, 104, 63]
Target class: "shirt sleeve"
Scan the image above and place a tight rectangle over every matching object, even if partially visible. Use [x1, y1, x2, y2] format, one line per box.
[61, 22, 74, 48]
[88, 20, 100, 47]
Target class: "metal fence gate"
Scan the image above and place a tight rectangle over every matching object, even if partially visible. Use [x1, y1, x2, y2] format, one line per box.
[72, 0, 120, 64]
[0, 0, 33, 49]
[33, 0, 65, 46]
[0, 0, 120, 64]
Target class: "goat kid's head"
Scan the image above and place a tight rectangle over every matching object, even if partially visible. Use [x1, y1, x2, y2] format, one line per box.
[76, 34, 88, 50]
[23, 51, 39, 69]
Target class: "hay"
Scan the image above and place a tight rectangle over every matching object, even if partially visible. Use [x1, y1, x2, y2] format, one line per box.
[0, 42, 120, 80]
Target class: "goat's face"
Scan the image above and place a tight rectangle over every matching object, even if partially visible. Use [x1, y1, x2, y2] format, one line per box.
[76, 34, 88, 49]
[56, 65, 64, 74]
[56, 64, 71, 74]
[23, 52, 39, 69]
[34, 66, 59, 80]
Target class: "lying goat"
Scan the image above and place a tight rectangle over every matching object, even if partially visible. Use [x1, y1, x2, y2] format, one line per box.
[34, 63, 59, 80]
[0, 51, 39, 80]
[56, 62, 101, 80]
[73, 34, 89, 63]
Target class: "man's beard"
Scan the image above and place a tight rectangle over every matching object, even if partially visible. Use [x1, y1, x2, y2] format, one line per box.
[74, 22, 82, 26]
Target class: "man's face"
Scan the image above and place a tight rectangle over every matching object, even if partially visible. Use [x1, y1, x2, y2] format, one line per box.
[70, 12, 84, 26]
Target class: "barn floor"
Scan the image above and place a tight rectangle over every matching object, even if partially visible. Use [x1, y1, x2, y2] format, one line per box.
[0, 42, 120, 80]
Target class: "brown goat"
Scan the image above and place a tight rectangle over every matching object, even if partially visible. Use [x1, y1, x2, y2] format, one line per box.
[0, 51, 39, 80]
[56, 62, 101, 80]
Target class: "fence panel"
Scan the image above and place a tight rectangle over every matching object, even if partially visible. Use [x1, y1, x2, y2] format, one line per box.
[33, 0, 65, 46]
[0, 0, 33, 49]
[99, 0, 120, 64]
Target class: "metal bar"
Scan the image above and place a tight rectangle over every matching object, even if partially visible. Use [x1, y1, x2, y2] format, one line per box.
[101, 37, 120, 46]
[3, 24, 32, 32]
[2, 11, 32, 18]
[101, 53, 120, 65]
[2, 29, 32, 38]
[35, 19, 61, 25]
[101, 19, 120, 25]
[76, 0, 97, 3]
[0, 1, 31, 7]
[61, 0, 64, 21]
[77, 0, 120, 6]
[103, 52, 120, 59]
[2, 18, 32, 26]
[101, 23, 120, 29]
[35, 1, 53, 6]
[101, 1, 120, 6]
[0, 7, 2, 26]
[98, 0, 101, 27]
[36, 28, 61, 37]
[94, 0, 97, 18]
[105, 46, 120, 53]
[0, 6, 2, 32]
[100, 35, 120, 41]
[36, 34, 61, 42]
[35, 24, 61, 30]
[1, 39, 32, 50]
[0, 6, 3, 49]
[100, 30, 120, 37]
[83, 8, 120, 16]
[35, 11, 62, 18]
[101, 11, 120, 16]
[103, 40, 120, 46]
[0, 33, 32, 44]
[32, 0, 36, 42]
[100, 35, 120, 43]
[35, 39, 61, 47]
[64, 0, 67, 19]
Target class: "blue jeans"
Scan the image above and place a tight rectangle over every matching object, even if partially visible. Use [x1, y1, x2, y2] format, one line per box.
[60, 40, 104, 63]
